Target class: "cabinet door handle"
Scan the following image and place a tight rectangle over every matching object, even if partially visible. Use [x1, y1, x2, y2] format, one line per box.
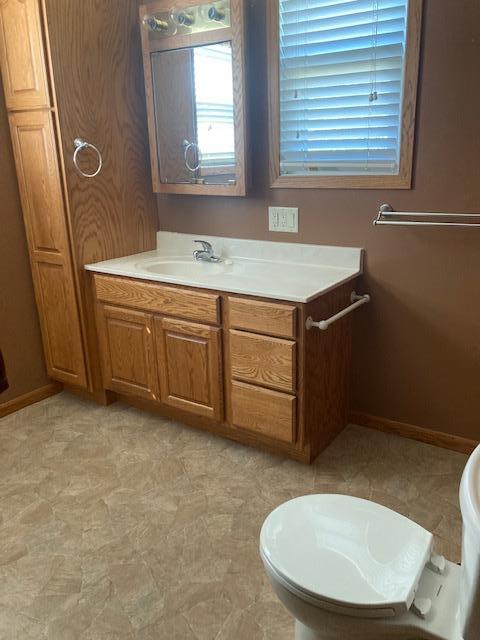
[73, 138, 103, 178]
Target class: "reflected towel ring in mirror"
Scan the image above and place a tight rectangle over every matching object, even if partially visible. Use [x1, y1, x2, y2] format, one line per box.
[183, 140, 202, 172]
[73, 138, 103, 178]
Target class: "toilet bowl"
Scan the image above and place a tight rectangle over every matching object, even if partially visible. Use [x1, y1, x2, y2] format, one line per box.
[260, 444, 480, 640]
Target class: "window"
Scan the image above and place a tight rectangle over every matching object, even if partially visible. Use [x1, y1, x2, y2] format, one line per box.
[268, 0, 422, 188]
[193, 43, 235, 172]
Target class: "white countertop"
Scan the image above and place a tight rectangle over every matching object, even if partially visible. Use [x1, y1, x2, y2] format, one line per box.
[85, 232, 364, 303]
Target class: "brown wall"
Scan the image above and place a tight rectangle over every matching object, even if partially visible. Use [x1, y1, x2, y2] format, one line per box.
[157, 0, 480, 440]
[0, 78, 49, 404]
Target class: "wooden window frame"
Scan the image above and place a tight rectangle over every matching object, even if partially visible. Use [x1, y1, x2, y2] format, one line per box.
[266, 0, 423, 190]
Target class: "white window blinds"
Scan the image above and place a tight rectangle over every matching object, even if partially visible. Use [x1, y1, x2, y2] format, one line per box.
[279, 0, 409, 176]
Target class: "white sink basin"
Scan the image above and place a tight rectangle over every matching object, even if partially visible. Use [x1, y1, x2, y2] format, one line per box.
[86, 234, 363, 303]
[137, 259, 225, 278]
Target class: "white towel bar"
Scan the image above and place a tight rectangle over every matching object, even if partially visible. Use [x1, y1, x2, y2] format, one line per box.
[305, 291, 370, 331]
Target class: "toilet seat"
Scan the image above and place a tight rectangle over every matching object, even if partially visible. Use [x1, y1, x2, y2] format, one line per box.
[260, 494, 433, 619]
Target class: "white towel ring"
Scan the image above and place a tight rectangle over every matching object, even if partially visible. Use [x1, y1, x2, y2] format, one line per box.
[73, 138, 103, 178]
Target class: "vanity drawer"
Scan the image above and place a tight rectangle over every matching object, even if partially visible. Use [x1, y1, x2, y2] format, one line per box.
[229, 330, 296, 393]
[227, 297, 296, 338]
[94, 274, 220, 324]
[230, 381, 296, 443]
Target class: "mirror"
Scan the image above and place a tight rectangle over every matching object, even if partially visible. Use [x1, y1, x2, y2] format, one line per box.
[152, 42, 235, 185]
[139, 0, 247, 196]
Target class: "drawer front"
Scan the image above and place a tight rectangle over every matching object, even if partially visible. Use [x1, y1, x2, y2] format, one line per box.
[227, 297, 296, 338]
[229, 330, 296, 393]
[94, 274, 220, 324]
[230, 381, 296, 444]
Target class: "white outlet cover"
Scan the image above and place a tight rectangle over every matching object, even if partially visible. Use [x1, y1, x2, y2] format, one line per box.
[268, 206, 299, 233]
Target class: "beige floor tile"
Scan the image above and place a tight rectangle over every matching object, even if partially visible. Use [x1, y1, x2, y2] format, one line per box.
[0, 391, 467, 638]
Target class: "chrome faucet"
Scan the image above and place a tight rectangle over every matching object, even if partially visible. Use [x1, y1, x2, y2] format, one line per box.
[193, 240, 221, 263]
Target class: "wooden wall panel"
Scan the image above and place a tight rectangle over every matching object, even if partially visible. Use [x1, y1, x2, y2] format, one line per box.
[43, 0, 158, 393]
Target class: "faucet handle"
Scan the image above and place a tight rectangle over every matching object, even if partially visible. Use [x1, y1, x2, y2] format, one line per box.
[194, 239, 213, 252]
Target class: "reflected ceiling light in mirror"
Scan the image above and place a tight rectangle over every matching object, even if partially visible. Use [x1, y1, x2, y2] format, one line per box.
[142, 13, 176, 35]
[207, 5, 226, 22]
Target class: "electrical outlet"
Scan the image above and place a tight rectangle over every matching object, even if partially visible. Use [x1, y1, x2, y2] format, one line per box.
[268, 206, 299, 233]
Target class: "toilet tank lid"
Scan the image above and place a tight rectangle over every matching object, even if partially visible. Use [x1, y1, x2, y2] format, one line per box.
[260, 494, 433, 617]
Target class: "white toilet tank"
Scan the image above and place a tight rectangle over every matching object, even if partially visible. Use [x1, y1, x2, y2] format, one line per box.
[459, 443, 480, 640]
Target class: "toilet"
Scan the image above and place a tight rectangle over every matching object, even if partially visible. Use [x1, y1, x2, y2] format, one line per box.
[260, 444, 480, 640]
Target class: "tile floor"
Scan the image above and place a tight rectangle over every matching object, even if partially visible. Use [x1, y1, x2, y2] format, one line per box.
[0, 392, 467, 639]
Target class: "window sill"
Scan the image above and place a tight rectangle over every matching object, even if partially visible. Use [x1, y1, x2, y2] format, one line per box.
[270, 173, 412, 190]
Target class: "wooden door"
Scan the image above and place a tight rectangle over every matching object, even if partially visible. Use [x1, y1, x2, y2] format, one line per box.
[96, 305, 159, 401]
[0, 0, 50, 110]
[155, 317, 223, 420]
[8, 109, 87, 387]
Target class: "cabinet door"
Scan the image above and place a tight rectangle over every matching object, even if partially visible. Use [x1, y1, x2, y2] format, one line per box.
[96, 305, 159, 401]
[9, 109, 87, 388]
[0, 0, 50, 110]
[155, 317, 223, 421]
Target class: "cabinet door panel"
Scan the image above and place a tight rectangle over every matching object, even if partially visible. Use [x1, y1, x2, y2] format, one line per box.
[8, 108, 88, 388]
[0, 0, 50, 109]
[35, 262, 87, 386]
[97, 305, 158, 401]
[156, 317, 223, 420]
[9, 109, 67, 256]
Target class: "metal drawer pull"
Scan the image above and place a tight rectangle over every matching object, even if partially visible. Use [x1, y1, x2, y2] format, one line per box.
[73, 138, 103, 178]
[305, 291, 370, 331]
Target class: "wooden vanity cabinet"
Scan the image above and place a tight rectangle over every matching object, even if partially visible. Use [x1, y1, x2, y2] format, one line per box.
[92, 273, 355, 463]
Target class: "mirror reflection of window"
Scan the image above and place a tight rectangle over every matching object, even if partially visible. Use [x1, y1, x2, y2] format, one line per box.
[193, 43, 235, 178]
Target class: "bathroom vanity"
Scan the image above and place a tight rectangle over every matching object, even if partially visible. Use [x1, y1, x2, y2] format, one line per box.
[86, 233, 364, 462]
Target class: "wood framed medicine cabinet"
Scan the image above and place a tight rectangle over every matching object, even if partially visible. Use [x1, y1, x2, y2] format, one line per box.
[139, 0, 248, 196]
